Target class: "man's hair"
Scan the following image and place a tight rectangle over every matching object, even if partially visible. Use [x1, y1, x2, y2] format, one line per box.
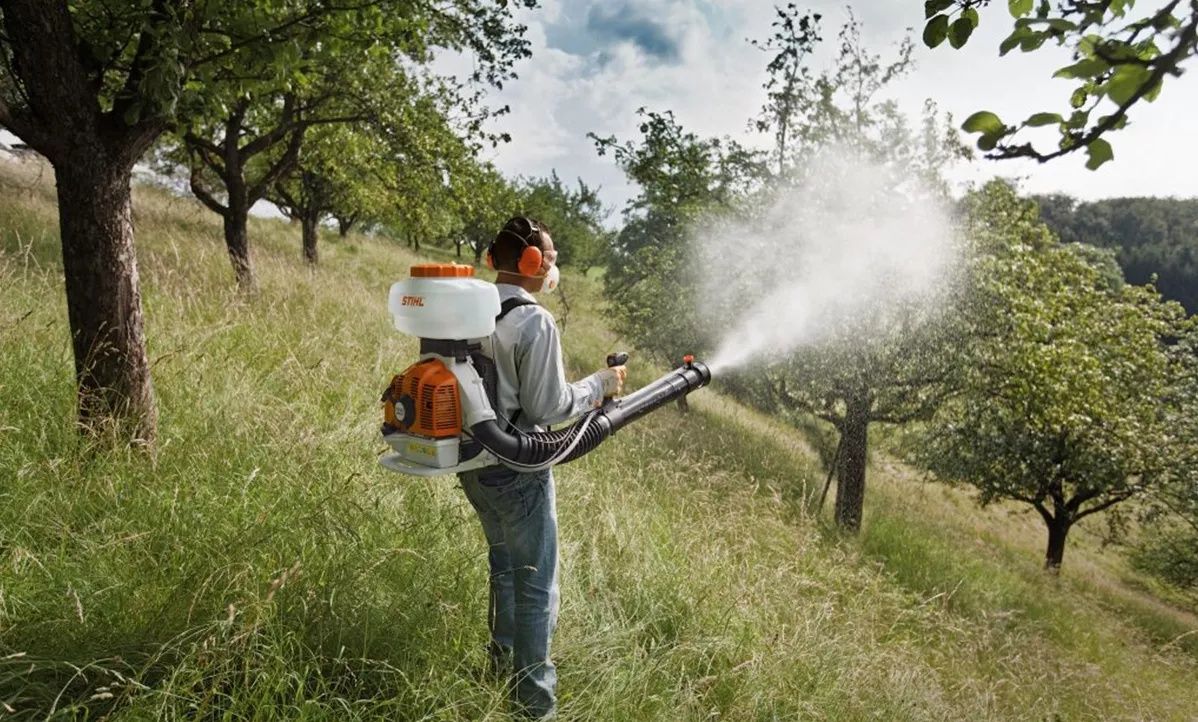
[490, 216, 551, 272]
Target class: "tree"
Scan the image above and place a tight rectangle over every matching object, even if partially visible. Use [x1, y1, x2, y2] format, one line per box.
[735, 10, 968, 532]
[272, 160, 337, 266]
[921, 0, 1197, 167]
[518, 172, 611, 270]
[917, 181, 1188, 571]
[762, 306, 962, 531]
[0, 0, 535, 441]
[0, 1, 322, 442]
[750, 5, 823, 177]
[176, 3, 532, 288]
[456, 162, 522, 264]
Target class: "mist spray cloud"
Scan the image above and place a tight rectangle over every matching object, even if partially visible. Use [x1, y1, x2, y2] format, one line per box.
[699, 150, 958, 373]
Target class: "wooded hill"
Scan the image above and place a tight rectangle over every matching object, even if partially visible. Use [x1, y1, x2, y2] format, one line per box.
[1035, 195, 1198, 314]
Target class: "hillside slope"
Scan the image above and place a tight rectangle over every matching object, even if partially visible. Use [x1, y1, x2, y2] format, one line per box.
[1, 159, 1195, 720]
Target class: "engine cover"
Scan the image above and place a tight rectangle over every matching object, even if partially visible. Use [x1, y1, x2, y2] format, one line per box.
[382, 358, 461, 439]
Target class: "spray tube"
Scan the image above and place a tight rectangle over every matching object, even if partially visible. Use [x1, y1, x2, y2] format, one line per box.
[466, 357, 712, 470]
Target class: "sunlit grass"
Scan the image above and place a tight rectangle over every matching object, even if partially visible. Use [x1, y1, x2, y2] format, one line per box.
[1, 158, 1195, 720]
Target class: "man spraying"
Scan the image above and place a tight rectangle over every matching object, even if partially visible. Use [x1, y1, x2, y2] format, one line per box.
[459, 216, 626, 718]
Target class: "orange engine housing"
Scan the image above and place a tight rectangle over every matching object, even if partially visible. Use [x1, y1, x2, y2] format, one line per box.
[382, 358, 462, 439]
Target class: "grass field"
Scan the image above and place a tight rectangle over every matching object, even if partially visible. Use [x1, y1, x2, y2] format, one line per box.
[1, 157, 1195, 720]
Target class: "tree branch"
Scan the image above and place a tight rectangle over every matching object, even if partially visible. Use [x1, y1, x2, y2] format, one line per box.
[240, 94, 298, 158]
[184, 131, 223, 160]
[1074, 491, 1135, 521]
[869, 406, 937, 425]
[189, 163, 228, 216]
[0, 95, 48, 152]
[247, 127, 305, 203]
[991, 7, 1198, 164]
[110, 0, 170, 124]
[184, 132, 227, 178]
[188, 0, 387, 69]
[272, 181, 300, 218]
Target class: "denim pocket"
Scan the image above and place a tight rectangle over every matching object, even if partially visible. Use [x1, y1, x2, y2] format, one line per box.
[495, 471, 546, 522]
[478, 465, 519, 488]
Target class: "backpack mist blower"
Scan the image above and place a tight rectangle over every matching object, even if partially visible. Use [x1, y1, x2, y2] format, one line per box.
[378, 263, 712, 477]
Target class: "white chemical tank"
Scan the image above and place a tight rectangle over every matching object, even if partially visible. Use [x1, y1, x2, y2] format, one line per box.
[388, 264, 501, 340]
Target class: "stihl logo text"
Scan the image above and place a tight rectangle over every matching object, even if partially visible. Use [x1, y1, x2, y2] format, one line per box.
[401, 296, 425, 307]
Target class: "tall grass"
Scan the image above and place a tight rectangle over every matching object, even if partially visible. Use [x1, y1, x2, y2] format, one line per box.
[1, 159, 1195, 720]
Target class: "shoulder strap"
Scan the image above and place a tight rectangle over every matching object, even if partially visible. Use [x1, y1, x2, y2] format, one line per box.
[491, 297, 539, 432]
[496, 296, 538, 323]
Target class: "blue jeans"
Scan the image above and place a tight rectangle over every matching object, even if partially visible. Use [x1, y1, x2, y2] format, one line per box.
[460, 467, 559, 718]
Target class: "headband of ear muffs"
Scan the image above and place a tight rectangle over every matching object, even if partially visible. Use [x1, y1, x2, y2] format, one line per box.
[486, 218, 545, 277]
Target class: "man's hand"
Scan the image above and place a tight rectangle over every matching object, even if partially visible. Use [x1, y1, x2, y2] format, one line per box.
[597, 366, 627, 398]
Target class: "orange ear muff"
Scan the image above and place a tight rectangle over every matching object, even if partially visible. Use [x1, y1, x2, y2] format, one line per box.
[517, 245, 543, 276]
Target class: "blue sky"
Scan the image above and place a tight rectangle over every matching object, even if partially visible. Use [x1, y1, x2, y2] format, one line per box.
[473, 1, 1198, 220]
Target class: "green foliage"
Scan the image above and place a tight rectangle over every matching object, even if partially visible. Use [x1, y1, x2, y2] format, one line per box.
[0, 1, 531, 157]
[920, 0, 1194, 165]
[1034, 193, 1198, 313]
[1132, 527, 1198, 598]
[961, 110, 1004, 135]
[162, 1, 530, 281]
[455, 162, 523, 263]
[590, 108, 765, 361]
[1131, 330, 1198, 598]
[517, 172, 611, 270]
[1085, 137, 1114, 169]
[917, 181, 1190, 570]
[923, 13, 950, 47]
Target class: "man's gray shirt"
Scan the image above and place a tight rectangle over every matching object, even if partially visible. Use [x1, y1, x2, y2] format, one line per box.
[479, 283, 605, 432]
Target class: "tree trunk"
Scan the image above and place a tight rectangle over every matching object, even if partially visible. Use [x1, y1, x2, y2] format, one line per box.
[55, 156, 158, 444]
[223, 211, 254, 290]
[220, 168, 256, 290]
[834, 394, 871, 532]
[302, 214, 319, 265]
[1044, 515, 1072, 572]
[455, 239, 463, 258]
[337, 216, 355, 237]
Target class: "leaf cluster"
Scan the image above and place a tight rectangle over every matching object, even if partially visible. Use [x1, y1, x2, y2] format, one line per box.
[924, 0, 1195, 167]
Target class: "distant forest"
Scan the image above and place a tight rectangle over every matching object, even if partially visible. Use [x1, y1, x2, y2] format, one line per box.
[1034, 195, 1198, 314]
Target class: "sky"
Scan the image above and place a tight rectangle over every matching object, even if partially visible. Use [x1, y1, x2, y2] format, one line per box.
[467, 0, 1198, 220]
[3, 1, 1193, 223]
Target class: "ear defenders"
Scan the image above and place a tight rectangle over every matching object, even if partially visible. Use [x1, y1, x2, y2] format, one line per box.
[486, 218, 545, 277]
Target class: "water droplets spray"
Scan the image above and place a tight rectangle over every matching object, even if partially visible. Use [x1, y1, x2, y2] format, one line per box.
[699, 150, 959, 373]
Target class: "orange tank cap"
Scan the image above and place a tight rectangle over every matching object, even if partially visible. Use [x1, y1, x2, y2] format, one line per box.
[682, 354, 695, 365]
[411, 263, 474, 278]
